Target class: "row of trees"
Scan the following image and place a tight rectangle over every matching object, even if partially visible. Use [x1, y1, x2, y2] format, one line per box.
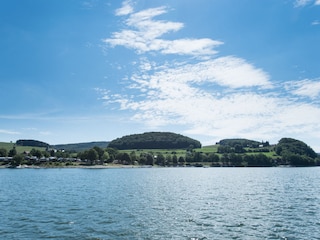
[74, 148, 286, 167]
[218, 139, 270, 148]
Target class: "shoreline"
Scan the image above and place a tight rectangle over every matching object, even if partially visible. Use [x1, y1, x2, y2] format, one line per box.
[1, 163, 318, 169]
[0, 164, 153, 169]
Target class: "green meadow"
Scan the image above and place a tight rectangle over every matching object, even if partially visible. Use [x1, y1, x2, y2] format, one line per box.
[0, 142, 46, 154]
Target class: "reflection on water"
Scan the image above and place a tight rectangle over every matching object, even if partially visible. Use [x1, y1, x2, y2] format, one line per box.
[0, 167, 320, 239]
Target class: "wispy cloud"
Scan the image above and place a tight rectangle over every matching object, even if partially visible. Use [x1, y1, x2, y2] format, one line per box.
[286, 79, 320, 99]
[115, 0, 134, 16]
[101, 1, 320, 145]
[294, 0, 320, 7]
[312, 20, 320, 25]
[104, 4, 222, 57]
[82, 0, 97, 9]
[0, 129, 20, 135]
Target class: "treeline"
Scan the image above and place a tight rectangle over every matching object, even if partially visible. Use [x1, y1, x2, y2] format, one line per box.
[1, 136, 319, 168]
[75, 148, 299, 167]
[217, 138, 270, 154]
[218, 138, 269, 148]
[108, 132, 201, 150]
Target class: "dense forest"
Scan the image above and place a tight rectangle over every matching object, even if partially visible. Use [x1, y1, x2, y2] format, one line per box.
[16, 139, 49, 148]
[108, 132, 202, 150]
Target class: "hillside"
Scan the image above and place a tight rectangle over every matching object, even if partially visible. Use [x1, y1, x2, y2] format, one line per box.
[274, 138, 318, 166]
[108, 132, 201, 150]
[0, 142, 46, 154]
[53, 141, 109, 152]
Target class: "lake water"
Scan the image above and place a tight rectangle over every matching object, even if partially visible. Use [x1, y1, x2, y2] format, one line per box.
[0, 167, 320, 239]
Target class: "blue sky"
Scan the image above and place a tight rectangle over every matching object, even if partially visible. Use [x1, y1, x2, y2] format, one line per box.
[1, 0, 320, 151]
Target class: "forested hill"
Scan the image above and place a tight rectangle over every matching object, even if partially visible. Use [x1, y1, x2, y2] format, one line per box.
[108, 132, 201, 150]
[16, 139, 49, 148]
[275, 138, 317, 159]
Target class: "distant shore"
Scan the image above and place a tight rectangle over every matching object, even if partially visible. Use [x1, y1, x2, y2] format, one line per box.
[0, 164, 153, 169]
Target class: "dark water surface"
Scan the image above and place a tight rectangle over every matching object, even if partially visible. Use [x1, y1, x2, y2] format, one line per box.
[0, 167, 320, 239]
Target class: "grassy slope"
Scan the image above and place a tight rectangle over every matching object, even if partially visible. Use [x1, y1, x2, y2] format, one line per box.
[0, 142, 46, 154]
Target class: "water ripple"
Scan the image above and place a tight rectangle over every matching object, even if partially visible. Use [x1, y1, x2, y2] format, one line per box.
[1, 167, 320, 239]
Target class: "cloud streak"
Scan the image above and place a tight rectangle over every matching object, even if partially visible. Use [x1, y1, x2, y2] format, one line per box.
[294, 0, 320, 7]
[286, 79, 320, 99]
[0, 129, 20, 135]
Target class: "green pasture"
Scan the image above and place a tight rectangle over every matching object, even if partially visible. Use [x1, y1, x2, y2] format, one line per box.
[119, 148, 188, 158]
[0, 142, 46, 154]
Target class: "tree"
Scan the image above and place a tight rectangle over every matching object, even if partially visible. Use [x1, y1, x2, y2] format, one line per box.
[172, 154, 178, 166]
[146, 154, 154, 165]
[229, 153, 243, 166]
[155, 153, 165, 166]
[105, 148, 118, 160]
[93, 146, 104, 160]
[208, 153, 219, 163]
[50, 149, 55, 157]
[165, 155, 172, 166]
[8, 146, 17, 157]
[101, 152, 110, 163]
[193, 152, 203, 162]
[11, 154, 24, 167]
[234, 144, 245, 153]
[30, 148, 42, 159]
[121, 152, 132, 165]
[0, 148, 7, 157]
[178, 156, 185, 165]
[87, 149, 98, 165]
[130, 151, 137, 164]
[139, 155, 147, 165]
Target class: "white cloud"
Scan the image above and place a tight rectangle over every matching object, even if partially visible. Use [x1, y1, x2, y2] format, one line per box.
[104, 5, 222, 57]
[315, 0, 320, 5]
[0, 129, 20, 135]
[115, 0, 134, 16]
[286, 79, 320, 99]
[132, 57, 271, 89]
